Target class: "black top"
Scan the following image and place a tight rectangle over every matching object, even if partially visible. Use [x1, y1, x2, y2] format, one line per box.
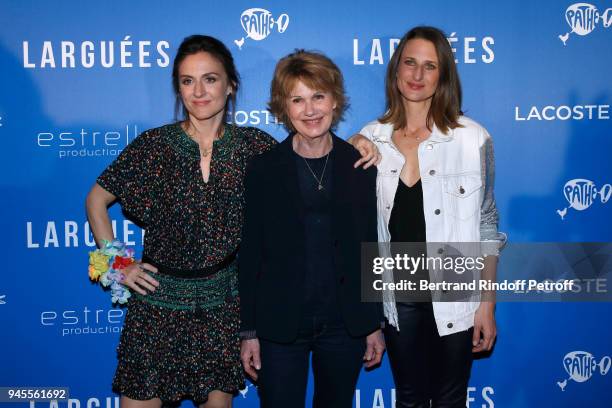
[293, 149, 341, 323]
[388, 178, 426, 243]
[388, 178, 431, 302]
[239, 133, 382, 343]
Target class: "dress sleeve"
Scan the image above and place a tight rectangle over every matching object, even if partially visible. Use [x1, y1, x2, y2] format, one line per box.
[479, 128, 507, 256]
[245, 127, 278, 158]
[96, 129, 159, 226]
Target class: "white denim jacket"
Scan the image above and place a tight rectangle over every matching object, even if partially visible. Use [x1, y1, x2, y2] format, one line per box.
[360, 116, 506, 336]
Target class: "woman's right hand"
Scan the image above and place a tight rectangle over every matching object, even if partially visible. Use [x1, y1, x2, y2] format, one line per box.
[240, 338, 261, 380]
[348, 134, 381, 169]
[120, 262, 159, 295]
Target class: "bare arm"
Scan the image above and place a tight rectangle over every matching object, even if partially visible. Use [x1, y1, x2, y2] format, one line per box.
[86, 183, 117, 247]
[86, 183, 159, 294]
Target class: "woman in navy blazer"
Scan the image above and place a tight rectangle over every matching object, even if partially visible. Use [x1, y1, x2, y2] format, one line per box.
[239, 50, 384, 408]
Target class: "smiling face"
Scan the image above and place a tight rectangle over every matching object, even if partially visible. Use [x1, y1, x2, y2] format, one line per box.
[286, 80, 337, 141]
[178, 51, 233, 123]
[396, 38, 440, 106]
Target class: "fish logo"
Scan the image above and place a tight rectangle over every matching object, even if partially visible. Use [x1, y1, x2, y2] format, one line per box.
[557, 351, 611, 390]
[234, 8, 289, 50]
[238, 382, 256, 398]
[559, 3, 612, 45]
[557, 178, 611, 220]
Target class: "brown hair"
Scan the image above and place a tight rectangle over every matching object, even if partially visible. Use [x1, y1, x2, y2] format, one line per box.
[380, 26, 462, 134]
[268, 49, 348, 131]
[172, 35, 239, 121]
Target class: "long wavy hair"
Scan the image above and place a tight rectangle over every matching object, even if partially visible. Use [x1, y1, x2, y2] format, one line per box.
[380, 26, 463, 134]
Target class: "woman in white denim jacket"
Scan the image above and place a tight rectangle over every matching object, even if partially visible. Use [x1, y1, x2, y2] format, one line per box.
[351, 26, 506, 408]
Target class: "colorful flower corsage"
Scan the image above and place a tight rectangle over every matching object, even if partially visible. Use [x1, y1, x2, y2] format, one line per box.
[89, 240, 135, 304]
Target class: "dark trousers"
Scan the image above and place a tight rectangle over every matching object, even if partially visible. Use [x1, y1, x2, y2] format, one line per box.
[384, 302, 473, 408]
[258, 316, 366, 408]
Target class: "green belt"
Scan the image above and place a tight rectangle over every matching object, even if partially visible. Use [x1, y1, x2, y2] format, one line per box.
[133, 263, 238, 311]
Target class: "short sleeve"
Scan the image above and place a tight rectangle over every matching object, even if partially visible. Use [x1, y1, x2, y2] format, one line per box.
[96, 129, 160, 226]
[244, 127, 278, 158]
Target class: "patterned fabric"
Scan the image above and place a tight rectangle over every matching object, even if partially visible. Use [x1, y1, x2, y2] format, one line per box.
[97, 122, 276, 402]
[113, 295, 243, 402]
[133, 263, 238, 311]
[97, 123, 276, 269]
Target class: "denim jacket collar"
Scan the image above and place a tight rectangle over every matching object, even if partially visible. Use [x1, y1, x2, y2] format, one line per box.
[370, 121, 454, 144]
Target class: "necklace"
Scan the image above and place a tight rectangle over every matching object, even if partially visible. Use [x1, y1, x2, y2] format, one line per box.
[184, 124, 220, 157]
[403, 126, 424, 141]
[200, 146, 213, 157]
[302, 152, 330, 191]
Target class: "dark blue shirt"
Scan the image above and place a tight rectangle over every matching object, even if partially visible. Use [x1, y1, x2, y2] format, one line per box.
[294, 147, 341, 323]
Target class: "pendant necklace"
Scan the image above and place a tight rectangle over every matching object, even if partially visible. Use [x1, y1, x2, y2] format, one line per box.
[403, 126, 422, 141]
[185, 124, 219, 157]
[303, 152, 330, 191]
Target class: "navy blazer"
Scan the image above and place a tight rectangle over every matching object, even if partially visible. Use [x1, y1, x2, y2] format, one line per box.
[239, 133, 381, 343]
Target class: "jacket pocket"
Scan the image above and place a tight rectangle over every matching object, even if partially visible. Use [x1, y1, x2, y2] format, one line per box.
[443, 173, 482, 220]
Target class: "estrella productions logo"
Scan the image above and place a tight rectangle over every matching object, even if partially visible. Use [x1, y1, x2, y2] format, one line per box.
[40, 305, 125, 336]
[556, 179, 611, 220]
[558, 3, 612, 45]
[234, 8, 289, 50]
[557, 351, 611, 390]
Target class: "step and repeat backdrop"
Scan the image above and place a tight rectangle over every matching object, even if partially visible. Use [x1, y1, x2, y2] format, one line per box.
[1, 0, 611, 407]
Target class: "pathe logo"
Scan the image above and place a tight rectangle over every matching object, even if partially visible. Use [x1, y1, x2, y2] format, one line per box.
[557, 178, 611, 220]
[557, 351, 610, 390]
[238, 382, 256, 399]
[558, 3, 612, 45]
[234, 8, 289, 50]
[0, 294, 6, 305]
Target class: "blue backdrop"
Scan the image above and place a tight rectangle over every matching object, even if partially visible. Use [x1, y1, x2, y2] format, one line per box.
[1, 0, 611, 407]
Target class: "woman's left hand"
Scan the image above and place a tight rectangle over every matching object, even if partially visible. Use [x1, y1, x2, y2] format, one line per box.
[472, 302, 496, 352]
[363, 329, 385, 368]
[350, 134, 382, 169]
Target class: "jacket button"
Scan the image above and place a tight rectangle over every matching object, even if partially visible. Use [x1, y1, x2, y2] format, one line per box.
[429, 169, 436, 176]
[339, 276, 345, 284]
[386, 205, 391, 210]
[447, 322, 453, 329]
[333, 239, 339, 248]
[426, 143, 434, 150]
[459, 186, 465, 194]
[437, 247, 444, 254]
[391, 169, 397, 173]
[434, 209, 441, 215]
